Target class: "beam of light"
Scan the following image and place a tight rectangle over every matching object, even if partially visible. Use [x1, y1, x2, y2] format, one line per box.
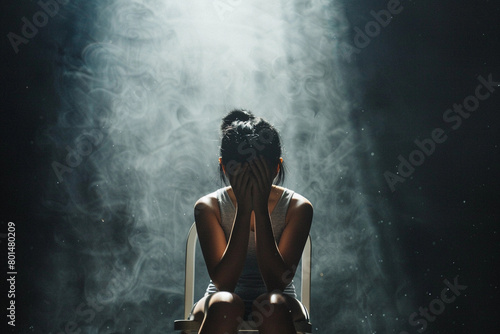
[39, 0, 409, 333]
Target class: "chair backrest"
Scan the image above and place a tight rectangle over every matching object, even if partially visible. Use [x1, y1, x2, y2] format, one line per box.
[183, 222, 312, 319]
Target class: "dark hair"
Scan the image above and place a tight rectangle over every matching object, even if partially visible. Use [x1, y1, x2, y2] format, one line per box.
[219, 109, 285, 185]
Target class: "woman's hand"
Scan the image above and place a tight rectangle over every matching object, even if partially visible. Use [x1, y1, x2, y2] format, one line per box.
[228, 162, 253, 214]
[249, 156, 273, 214]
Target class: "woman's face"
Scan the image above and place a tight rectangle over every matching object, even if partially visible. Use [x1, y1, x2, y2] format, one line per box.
[220, 156, 280, 186]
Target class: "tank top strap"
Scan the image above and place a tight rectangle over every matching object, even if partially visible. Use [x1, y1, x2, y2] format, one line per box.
[216, 188, 235, 239]
[269, 187, 294, 242]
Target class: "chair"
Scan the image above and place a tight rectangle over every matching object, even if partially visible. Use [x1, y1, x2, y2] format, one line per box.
[174, 222, 312, 333]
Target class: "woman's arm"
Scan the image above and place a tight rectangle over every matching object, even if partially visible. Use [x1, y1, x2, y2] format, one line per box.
[254, 197, 313, 292]
[195, 200, 252, 292]
[194, 163, 254, 292]
[250, 156, 313, 292]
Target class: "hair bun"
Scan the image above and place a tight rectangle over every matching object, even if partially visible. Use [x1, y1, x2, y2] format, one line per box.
[221, 109, 255, 132]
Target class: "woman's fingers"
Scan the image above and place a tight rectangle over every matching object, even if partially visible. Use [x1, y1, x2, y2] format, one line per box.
[248, 160, 259, 189]
[250, 156, 270, 190]
[231, 163, 252, 196]
[231, 163, 246, 181]
[239, 165, 251, 189]
[243, 170, 253, 191]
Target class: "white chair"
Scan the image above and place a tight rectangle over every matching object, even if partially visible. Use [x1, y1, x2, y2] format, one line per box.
[174, 222, 312, 333]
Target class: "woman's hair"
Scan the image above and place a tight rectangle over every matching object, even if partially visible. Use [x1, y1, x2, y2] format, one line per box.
[219, 109, 285, 185]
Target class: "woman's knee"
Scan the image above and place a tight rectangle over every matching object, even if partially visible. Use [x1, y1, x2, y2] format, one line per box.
[252, 292, 290, 319]
[206, 292, 245, 318]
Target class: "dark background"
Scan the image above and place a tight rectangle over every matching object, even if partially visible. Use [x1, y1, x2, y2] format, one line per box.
[2, 0, 499, 333]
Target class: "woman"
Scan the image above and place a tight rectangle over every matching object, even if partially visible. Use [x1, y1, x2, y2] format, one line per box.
[190, 110, 313, 334]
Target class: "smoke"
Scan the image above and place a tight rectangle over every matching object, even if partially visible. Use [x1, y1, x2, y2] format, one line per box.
[39, 0, 409, 332]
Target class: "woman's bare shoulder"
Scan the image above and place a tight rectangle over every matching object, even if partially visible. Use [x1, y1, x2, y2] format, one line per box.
[194, 188, 227, 222]
[288, 190, 313, 216]
[194, 191, 218, 211]
[289, 190, 313, 208]
[284, 189, 313, 233]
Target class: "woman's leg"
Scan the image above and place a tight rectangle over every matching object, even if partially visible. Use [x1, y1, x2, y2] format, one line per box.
[191, 291, 245, 334]
[251, 292, 307, 334]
